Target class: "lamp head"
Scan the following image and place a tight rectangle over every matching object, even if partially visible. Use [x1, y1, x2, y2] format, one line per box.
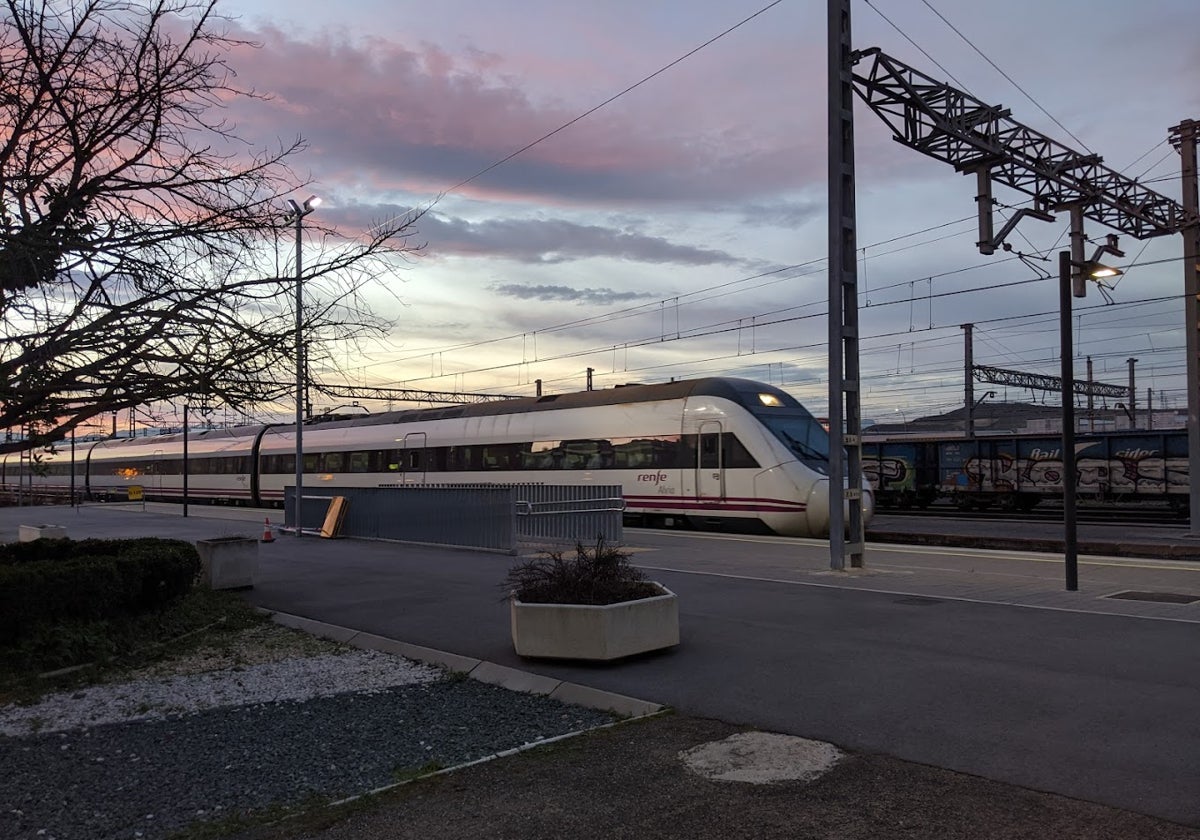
[285, 195, 321, 219]
[1085, 234, 1124, 280]
[1087, 263, 1122, 279]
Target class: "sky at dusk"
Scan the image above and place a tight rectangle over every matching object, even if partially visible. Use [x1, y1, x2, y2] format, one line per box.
[210, 0, 1200, 424]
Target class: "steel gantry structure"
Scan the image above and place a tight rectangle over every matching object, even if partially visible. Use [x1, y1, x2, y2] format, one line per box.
[846, 45, 1200, 584]
[849, 48, 1188, 243]
[972, 365, 1128, 400]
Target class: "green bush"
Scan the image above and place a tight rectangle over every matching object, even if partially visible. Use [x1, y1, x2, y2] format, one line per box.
[0, 538, 200, 644]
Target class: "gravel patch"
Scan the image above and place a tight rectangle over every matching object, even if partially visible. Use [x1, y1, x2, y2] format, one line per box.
[679, 732, 843, 784]
[1, 651, 442, 736]
[0, 651, 618, 840]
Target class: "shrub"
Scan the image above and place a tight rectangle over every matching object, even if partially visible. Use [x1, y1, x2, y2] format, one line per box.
[503, 538, 661, 606]
[0, 538, 200, 645]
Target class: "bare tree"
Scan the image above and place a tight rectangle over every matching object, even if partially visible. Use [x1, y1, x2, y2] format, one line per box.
[0, 0, 422, 452]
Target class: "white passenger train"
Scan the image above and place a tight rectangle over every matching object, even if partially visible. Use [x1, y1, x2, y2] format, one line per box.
[4, 378, 874, 538]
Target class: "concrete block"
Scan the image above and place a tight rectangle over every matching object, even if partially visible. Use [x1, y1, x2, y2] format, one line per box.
[18, 524, 67, 542]
[195, 536, 258, 589]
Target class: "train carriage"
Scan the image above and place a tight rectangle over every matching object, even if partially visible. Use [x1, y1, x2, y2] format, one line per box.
[9, 378, 876, 539]
[862, 429, 1189, 512]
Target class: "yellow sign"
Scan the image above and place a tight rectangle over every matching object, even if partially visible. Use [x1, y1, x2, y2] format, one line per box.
[127, 485, 144, 502]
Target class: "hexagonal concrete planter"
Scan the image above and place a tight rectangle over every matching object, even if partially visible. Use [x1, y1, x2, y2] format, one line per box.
[195, 536, 258, 590]
[510, 582, 678, 661]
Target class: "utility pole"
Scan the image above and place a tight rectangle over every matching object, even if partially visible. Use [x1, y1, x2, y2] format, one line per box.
[1169, 119, 1200, 531]
[1086, 357, 1094, 433]
[962, 323, 974, 438]
[586, 368, 594, 391]
[827, 0, 865, 569]
[1059, 251, 1078, 591]
[1147, 387, 1154, 431]
[1127, 357, 1138, 429]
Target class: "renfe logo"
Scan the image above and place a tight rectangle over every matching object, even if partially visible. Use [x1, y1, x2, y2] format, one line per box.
[638, 472, 669, 484]
[1029, 448, 1061, 459]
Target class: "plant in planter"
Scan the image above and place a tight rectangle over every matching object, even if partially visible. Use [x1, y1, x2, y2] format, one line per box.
[504, 539, 678, 661]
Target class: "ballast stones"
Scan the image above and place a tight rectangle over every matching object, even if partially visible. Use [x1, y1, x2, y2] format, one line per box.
[679, 731, 843, 785]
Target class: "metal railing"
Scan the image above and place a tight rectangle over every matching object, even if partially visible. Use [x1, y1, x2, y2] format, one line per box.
[509, 484, 624, 545]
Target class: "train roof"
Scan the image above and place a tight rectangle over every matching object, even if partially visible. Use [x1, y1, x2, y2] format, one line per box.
[72, 378, 806, 453]
[306, 377, 805, 431]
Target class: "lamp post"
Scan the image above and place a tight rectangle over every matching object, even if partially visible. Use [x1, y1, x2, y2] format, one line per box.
[1058, 243, 1123, 592]
[183, 403, 190, 518]
[286, 195, 320, 536]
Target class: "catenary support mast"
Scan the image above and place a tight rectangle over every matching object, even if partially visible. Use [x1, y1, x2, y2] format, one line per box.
[827, 0, 865, 569]
[1169, 120, 1200, 532]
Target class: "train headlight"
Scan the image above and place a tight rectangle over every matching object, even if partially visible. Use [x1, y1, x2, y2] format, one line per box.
[757, 393, 783, 407]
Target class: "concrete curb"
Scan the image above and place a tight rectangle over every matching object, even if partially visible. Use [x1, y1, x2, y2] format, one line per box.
[262, 608, 666, 719]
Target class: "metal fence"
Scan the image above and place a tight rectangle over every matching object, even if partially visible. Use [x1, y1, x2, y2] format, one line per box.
[285, 486, 516, 552]
[285, 483, 624, 552]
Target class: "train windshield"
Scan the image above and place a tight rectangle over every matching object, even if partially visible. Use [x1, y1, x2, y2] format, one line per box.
[754, 411, 831, 473]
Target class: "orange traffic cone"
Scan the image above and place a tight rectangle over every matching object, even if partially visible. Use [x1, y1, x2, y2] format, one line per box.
[261, 517, 276, 543]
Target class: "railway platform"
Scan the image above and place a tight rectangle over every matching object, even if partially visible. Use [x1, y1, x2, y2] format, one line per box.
[868, 510, 1200, 560]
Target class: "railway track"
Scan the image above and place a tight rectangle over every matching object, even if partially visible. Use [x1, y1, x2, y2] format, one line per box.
[877, 504, 1188, 528]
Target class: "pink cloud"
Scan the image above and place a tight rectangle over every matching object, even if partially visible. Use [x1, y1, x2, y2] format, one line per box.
[218, 20, 835, 208]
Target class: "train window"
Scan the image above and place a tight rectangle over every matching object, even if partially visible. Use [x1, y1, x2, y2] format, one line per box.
[428, 447, 448, 472]
[481, 445, 516, 470]
[524, 441, 561, 470]
[755, 412, 831, 472]
[405, 449, 422, 470]
[721, 434, 760, 469]
[699, 433, 720, 469]
[447, 446, 475, 471]
[348, 451, 370, 473]
[303, 453, 319, 472]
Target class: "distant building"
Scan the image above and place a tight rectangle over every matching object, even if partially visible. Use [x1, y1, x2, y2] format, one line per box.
[866, 402, 1185, 437]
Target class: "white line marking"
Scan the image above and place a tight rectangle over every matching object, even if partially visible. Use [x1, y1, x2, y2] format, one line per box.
[632, 564, 1200, 625]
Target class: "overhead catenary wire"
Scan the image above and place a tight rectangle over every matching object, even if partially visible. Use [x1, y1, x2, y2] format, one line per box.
[918, 0, 1093, 153]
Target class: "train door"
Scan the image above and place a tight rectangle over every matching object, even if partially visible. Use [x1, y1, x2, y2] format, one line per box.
[150, 449, 164, 498]
[402, 432, 427, 485]
[696, 421, 724, 499]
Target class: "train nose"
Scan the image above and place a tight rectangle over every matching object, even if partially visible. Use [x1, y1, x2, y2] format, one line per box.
[806, 478, 876, 538]
[806, 478, 831, 537]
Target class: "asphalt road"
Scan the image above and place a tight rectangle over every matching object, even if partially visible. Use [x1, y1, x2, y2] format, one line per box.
[235, 530, 1199, 826]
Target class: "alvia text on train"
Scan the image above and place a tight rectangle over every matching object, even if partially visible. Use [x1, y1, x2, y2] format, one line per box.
[863, 430, 1189, 512]
[4, 378, 875, 538]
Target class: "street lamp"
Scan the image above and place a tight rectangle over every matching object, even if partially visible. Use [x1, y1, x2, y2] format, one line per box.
[286, 195, 320, 536]
[1058, 242, 1124, 591]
